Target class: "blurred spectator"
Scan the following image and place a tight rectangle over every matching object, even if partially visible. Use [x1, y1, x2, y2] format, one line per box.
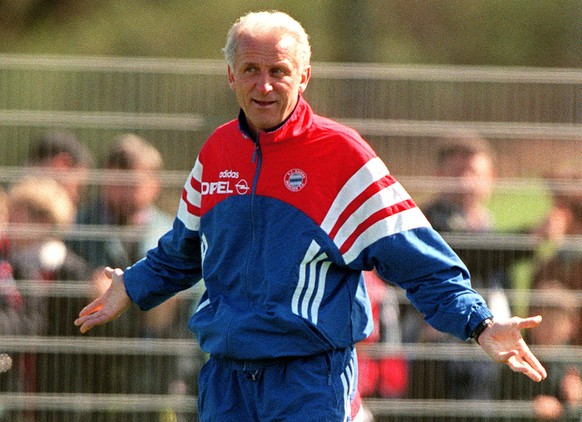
[0, 187, 25, 402]
[68, 133, 190, 406]
[7, 176, 89, 336]
[422, 135, 512, 306]
[0, 186, 21, 335]
[70, 133, 182, 340]
[531, 167, 582, 343]
[70, 133, 171, 272]
[407, 135, 510, 401]
[533, 167, 582, 242]
[0, 187, 21, 422]
[27, 130, 94, 208]
[528, 279, 581, 421]
[422, 134, 514, 299]
[357, 271, 408, 400]
[8, 177, 89, 293]
[422, 134, 495, 233]
[4, 177, 91, 405]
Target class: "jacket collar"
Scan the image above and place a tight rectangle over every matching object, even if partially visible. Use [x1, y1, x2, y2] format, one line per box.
[238, 95, 314, 144]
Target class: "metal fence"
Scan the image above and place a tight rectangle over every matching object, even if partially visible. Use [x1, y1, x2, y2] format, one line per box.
[0, 54, 580, 421]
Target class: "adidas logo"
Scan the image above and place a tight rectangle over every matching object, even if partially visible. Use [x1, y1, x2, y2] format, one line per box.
[219, 170, 239, 179]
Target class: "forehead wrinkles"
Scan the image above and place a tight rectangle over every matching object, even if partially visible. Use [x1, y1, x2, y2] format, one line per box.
[235, 32, 299, 68]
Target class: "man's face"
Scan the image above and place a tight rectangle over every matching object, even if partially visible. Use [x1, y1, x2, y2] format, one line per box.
[227, 31, 311, 135]
[102, 167, 160, 224]
[440, 152, 494, 202]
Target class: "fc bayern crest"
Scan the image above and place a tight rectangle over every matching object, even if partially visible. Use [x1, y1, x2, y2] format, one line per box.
[284, 169, 307, 192]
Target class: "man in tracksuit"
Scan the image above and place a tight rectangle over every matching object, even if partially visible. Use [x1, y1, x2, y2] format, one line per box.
[76, 10, 547, 421]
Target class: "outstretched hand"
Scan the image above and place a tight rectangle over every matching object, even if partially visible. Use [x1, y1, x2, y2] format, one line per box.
[477, 315, 547, 382]
[74, 267, 132, 333]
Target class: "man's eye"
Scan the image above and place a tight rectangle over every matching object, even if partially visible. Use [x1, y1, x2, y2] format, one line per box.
[271, 68, 287, 77]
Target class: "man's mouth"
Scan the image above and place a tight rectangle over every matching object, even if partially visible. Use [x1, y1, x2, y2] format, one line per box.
[253, 99, 276, 107]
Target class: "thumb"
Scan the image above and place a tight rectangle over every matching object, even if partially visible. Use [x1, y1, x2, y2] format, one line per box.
[103, 266, 116, 279]
[516, 315, 543, 330]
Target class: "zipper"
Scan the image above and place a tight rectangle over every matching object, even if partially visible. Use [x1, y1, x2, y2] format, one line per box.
[245, 139, 262, 298]
[224, 133, 262, 356]
[251, 139, 262, 192]
[252, 141, 259, 163]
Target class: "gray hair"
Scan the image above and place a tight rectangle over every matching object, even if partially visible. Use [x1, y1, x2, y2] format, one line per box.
[223, 11, 311, 70]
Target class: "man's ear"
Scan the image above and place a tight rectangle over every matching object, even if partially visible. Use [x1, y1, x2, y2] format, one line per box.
[227, 66, 235, 89]
[298, 65, 311, 94]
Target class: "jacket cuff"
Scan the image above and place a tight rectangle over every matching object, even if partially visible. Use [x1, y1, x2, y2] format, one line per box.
[465, 306, 494, 340]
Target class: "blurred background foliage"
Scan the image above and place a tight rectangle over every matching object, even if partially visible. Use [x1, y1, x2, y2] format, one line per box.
[0, 0, 580, 67]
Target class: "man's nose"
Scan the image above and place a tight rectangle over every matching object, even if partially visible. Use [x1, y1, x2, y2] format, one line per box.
[255, 72, 274, 93]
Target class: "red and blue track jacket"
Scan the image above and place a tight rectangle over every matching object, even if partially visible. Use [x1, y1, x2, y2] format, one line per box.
[123, 96, 493, 360]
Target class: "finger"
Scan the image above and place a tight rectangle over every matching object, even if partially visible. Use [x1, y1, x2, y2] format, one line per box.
[74, 315, 90, 332]
[516, 315, 543, 330]
[495, 349, 518, 363]
[74, 314, 93, 332]
[76, 311, 107, 333]
[496, 344, 545, 382]
[521, 345, 547, 380]
[506, 355, 543, 382]
[79, 316, 101, 333]
[78, 316, 98, 334]
[530, 360, 547, 381]
[78, 299, 102, 317]
[507, 352, 547, 382]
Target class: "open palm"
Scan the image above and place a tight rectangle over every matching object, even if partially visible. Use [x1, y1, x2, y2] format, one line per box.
[477, 316, 547, 382]
[75, 267, 132, 334]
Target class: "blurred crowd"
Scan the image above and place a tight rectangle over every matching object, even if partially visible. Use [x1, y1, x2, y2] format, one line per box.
[0, 130, 200, 422]
[0, 130, 580, 421]
[357, 134, 581, 421]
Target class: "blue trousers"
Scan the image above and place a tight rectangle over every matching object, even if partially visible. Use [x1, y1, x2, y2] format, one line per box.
[197, 348, 358, 422]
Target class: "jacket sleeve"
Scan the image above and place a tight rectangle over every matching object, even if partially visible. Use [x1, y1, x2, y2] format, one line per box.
[371, 226, 493, 340]
[326, 153, 493, 340]
[123, 162, 204, 311]
[123, 219, 202, 311]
